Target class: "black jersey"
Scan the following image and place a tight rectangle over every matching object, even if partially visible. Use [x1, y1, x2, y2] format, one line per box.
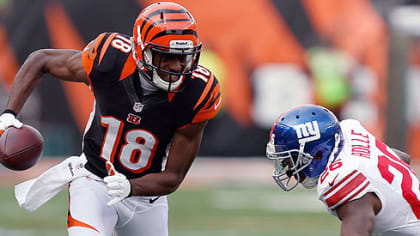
[80, 32, 221, 179]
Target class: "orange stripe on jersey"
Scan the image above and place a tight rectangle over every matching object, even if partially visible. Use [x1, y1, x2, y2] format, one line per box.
[168, 92, 176, 102]
[67, 212, 99, 232]
[81, 33, 107, 85]
[192, 97, 221, 123]
[193, 75, 214, 110]
[178, 123, 191, 130]
[192, 81, 222, 124]
[119, 52, 137, 81]
[202, 84, 221, 111]
[325, 172, 367, 208]
[98, 33, 117, 66]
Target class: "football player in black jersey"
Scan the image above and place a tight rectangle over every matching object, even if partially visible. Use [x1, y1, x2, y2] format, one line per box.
[1, 2, 221, 235]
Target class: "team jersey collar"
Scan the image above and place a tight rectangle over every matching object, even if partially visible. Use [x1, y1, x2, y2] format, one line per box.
[138, 71, 159, 96]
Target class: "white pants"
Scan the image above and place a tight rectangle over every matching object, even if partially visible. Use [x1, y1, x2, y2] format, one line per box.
[68, 174, 168, 236]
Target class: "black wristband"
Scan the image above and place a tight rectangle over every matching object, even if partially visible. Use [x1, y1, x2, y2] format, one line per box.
[128, 183, 133, 197]
[2, 109, 17, 117]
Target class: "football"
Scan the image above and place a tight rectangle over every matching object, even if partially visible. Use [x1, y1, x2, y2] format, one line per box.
[0, 125, 44, 170]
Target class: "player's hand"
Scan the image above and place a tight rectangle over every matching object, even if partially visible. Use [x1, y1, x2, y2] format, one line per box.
[104, 161, 131, 206]
[0, 112, 23, 135]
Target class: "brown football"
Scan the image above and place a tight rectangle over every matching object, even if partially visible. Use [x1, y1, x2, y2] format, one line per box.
[0, 125, 44, 170]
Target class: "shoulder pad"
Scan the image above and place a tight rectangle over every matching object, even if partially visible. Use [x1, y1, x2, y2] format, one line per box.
[318, 158, 371, 213]
[191, 65, 214, 84]
[81, 33, 135, 86]
[81, 33, 108, 75]
[190, 66, 222, 123]
[340, 119, 363, 132]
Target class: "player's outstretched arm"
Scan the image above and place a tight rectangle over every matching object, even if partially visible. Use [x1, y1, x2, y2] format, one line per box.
[336, 192, 381, 236]
[129, 121, 208, 196]
[391, 148, 411, 165]
[6, 49, 88, 114]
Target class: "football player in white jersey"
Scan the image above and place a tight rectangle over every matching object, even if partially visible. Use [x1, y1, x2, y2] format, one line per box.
[266, 104, 420, 235]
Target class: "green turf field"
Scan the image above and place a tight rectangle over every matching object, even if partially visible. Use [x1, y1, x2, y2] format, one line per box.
[0, 184, 340, 235]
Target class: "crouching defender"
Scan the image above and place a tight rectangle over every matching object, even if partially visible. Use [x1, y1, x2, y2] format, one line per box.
[267, 104, 420, 235]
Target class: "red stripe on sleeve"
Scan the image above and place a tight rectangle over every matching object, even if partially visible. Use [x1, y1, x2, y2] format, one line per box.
[324, 170, 358, 196]
[331, 181, 370, 211]
[325, 172, 367, 208]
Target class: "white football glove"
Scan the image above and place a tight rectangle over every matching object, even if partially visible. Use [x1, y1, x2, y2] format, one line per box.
[104, 161, 131, 206]
[0, 113, 23, 134]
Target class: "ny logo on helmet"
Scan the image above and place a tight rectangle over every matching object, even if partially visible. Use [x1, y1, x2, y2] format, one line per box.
[292, 121, 320, 144]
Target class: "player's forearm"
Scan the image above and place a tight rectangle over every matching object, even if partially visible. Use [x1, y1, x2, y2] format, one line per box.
[6, 50, 47, 114]
[128, 123, 205, 196]
[341, 229, 371, 236]
[129, 171, 184, 196]
[340, 217, 374, 236]
[341, 221, 373, 236]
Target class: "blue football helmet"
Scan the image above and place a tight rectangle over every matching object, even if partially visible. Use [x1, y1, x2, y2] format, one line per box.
[266, 104, 344, 191]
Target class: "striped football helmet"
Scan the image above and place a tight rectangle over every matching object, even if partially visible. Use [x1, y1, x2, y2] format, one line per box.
[132, 2, 202, 92]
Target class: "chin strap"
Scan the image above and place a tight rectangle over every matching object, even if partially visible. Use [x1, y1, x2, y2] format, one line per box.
[131, 36, 183, 92]
[131, 33, 149, 72]
[301, 177, 318, 189]
[152, 69, 183, 92]
[327, 133, 341, 165]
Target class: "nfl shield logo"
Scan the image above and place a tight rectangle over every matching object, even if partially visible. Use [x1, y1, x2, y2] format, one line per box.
[133, 102, 144, 113]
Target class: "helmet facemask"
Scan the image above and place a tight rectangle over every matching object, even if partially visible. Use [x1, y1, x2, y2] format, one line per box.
[266, 105, 344, 192]
[267, 132, 343, 191]
[132, 34, 202, 93]
[132, 2, 202, 93]
[266, 143, 313, 191]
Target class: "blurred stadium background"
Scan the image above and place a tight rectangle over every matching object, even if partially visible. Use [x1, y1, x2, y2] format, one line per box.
[1, 0, 420, 235]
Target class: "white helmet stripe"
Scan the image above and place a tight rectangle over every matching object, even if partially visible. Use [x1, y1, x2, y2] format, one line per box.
[137, 25, 145, 50]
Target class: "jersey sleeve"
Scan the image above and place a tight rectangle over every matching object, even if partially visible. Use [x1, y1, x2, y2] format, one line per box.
[81, 32, 135, 89]
[171, 65, 222, 129]
[190, 72, 222, 124]
[317, 161, 372, 215]
[81, 33, 106, 88]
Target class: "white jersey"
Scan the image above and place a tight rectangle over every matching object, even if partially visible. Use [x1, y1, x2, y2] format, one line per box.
[317, 119, 420, 235]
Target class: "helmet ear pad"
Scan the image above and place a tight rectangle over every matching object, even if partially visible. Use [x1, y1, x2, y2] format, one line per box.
[302, 139, 335, 178]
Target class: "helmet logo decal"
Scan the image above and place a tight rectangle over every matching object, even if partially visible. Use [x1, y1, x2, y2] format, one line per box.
[170, 40, 193, 51]
[292, 121, 320, 144]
